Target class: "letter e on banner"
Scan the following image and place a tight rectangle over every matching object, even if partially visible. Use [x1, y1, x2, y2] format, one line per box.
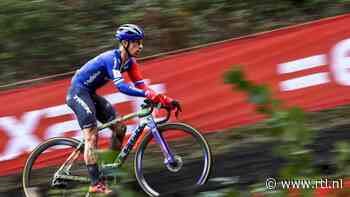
[331, 38, 350, 86]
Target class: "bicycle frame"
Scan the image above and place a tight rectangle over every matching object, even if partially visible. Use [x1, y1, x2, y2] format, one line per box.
[102, 108, 176, 169]
[55, 105, 176, 182]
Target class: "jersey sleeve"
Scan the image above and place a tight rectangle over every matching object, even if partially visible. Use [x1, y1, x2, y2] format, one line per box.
[106, 56, 147, 97]
[127, 59, 147, 90]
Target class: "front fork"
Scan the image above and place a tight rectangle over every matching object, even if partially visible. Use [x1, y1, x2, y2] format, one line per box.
[146, 116, 177, 166]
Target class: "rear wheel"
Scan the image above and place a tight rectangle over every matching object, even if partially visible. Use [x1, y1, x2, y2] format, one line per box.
[22, 137, 89, 197]
[134, 122, 212, 196]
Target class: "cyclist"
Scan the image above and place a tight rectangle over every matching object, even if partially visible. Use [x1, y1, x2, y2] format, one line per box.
[66, 24, 181, 194]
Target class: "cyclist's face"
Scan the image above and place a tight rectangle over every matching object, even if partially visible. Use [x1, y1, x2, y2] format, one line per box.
[128, 39, 143, 57]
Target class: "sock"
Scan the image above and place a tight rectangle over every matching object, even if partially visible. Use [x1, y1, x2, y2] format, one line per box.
[87, 164, 100, 185]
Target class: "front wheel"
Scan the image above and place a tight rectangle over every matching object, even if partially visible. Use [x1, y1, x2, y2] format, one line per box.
[134, 122, 212, 196]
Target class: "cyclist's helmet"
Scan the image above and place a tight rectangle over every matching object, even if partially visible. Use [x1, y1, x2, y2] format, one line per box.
[115, 24, 144, 41]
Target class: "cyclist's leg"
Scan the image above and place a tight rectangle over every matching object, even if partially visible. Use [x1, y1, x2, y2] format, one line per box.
[66, 87, 102, 186]
[92, 94, 126, 150]
[66, 88, 112, 194]
[109, 122, 127, 150]
[83, 127, 111, 193]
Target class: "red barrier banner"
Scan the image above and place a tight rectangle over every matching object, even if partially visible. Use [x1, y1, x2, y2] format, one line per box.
[1, 14, 350, 175]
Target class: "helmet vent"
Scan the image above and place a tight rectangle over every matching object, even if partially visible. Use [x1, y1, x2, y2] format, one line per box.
[133, 28, 142, 34]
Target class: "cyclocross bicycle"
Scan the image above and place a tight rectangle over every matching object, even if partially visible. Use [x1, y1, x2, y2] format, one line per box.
[22, 99, 212, 196]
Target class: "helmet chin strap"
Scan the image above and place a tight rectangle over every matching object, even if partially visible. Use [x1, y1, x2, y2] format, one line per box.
[123, 41, 133, 58]
[120, 41, 132, 72]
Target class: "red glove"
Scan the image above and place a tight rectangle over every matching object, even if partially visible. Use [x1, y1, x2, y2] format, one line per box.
[158, 95, 182, 117]
[145, 90, 172, 105]
[145, 89, 161, 103]
[145, 90, 182, 117]
[158, 94, 173, 107]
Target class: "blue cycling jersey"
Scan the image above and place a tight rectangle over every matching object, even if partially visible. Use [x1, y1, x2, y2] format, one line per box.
[71, 49, 146, 97]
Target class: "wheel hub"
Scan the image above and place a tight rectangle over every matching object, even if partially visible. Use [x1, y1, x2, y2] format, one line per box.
[166, 155, 183, 172]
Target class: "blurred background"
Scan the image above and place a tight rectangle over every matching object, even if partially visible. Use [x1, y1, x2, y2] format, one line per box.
[1, 0, 350, 86]
[2, 1, 350, 197]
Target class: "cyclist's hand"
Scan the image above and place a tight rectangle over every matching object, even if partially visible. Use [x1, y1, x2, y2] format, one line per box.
[145, 89, 161, 103]
[158, 95, 182, 118]
[157, 94, 172, 107]
[146, 91, 182, 117]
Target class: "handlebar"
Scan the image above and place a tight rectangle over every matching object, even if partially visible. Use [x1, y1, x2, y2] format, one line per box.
[140, 99, 171, 124]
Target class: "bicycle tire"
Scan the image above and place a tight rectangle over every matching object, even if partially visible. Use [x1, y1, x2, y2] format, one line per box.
[134, 122, 212, 197]
[22, 137, 86, 197]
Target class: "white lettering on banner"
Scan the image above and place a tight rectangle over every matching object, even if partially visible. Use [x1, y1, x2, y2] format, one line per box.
[45, 120, 80, 140]
[331, 39, 350, 86]
[278, 55, 326, 74]
[280, 73, 330, 91]
[45, 104, 72, 118]
[0, 111, 42, 161]
[278, 38, 350, 91]
[0, 82, 165, 161]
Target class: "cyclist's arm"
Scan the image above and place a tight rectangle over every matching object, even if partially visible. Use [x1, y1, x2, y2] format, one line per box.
[107, 59, 146, 97]
[128, 59, 176, 106]
[127, 59, 153, 91]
